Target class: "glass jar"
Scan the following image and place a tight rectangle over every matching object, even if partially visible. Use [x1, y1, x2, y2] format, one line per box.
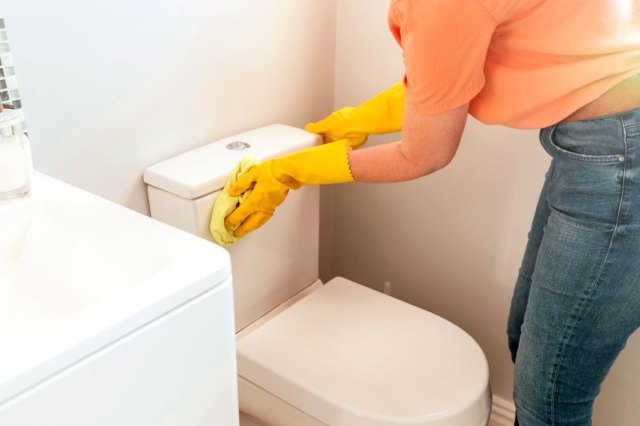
[0, 108, 31, 201]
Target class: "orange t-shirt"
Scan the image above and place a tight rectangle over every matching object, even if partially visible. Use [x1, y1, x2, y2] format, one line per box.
[388, 0, 640, 129]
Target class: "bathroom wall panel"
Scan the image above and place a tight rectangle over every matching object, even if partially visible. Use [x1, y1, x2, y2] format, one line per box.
[331, 1, 640, 425]
[0, 0, 337, 214]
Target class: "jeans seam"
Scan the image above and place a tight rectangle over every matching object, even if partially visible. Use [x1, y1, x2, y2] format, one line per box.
[547, 118, 629, 424]
[619, 116, 632, 223]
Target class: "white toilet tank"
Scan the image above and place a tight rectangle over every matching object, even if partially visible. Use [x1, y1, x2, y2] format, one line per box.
[144, 125, 321, 331]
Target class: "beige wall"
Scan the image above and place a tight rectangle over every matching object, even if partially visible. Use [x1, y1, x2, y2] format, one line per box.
[328, 1, 640, 424]
[1, 0, 337, 214]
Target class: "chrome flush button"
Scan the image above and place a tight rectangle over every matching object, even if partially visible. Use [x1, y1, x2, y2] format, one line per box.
[226, 141, 251, 151]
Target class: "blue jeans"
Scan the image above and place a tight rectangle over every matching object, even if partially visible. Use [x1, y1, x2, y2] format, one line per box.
[507, 108, 640, 425]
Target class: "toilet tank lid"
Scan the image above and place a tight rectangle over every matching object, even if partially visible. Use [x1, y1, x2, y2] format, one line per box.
[143, 124, 320, 200]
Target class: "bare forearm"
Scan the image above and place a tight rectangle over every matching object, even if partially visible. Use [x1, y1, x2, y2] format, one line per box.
[348, 141, 442, 182]
[347, 102, 469, 183]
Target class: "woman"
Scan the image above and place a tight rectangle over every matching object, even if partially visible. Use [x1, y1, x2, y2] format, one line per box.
[225, 1, 640, 424]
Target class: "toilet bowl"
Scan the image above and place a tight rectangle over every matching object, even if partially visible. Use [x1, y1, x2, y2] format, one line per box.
[144, 124, 492, 425]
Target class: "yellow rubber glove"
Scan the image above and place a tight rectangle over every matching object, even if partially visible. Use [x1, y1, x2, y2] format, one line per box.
[224, 140, 353, 238]
[305, 82, 404, 149]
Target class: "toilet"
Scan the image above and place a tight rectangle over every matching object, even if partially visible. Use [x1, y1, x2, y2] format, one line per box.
[143, 124, 492, 426]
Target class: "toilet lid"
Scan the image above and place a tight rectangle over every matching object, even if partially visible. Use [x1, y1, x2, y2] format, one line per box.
[236, 277, 491, 426]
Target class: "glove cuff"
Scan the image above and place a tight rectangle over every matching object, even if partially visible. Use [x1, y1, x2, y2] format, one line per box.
[271, 139, 354, 187]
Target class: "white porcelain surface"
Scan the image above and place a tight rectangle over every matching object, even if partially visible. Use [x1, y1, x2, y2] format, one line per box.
[237, 277, 492, 426]
[0, 173, 233, 410]
[240, 412, 267, 426]
[144, 124, 320, 200]
[144, 123, 491, 426]
[145, 124, 321, 331]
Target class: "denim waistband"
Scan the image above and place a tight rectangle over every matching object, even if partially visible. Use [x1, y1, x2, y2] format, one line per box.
[540, 107, 640, 161]
[550, 106, 640, 133]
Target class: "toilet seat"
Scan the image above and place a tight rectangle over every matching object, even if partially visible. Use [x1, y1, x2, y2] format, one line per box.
[236, 277, 491, 426]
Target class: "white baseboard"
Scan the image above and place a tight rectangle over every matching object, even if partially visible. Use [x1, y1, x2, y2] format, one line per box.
[489, 395, 516, 426]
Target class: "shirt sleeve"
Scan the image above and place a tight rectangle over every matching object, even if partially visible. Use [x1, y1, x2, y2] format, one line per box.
[389, 0, 497, 115]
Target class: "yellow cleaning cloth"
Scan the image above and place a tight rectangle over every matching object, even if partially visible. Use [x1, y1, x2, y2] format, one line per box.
[209, 156, 259, 246]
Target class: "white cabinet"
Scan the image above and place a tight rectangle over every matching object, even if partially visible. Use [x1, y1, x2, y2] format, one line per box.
[0, 278, 239, 426]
